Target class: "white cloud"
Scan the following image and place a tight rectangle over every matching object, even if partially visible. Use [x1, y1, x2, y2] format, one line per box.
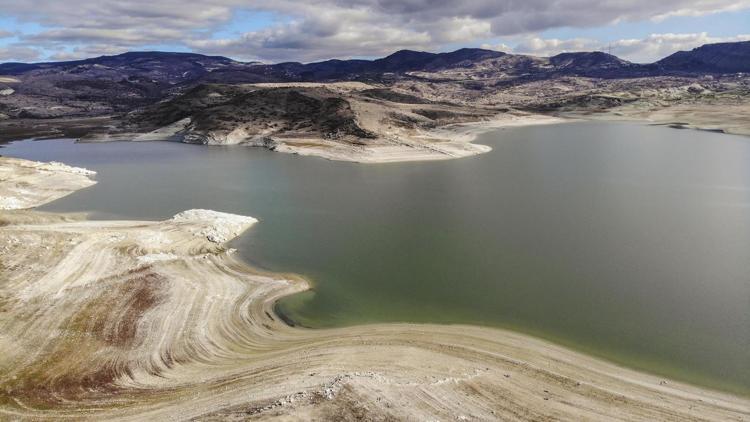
[480, 42, 512, 52]
[187, 8, 436, 62]
[651, 0, 750, 20]
[48, 45, 134, 61]
[484, 33, 750, 63]
[611, 33, 750, 62]
[0, 46, 41, 62]
[432, 17, 493, 44]
[512, 37, 601, 57]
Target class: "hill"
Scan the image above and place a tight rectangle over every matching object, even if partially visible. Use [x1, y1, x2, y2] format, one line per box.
[657, 41, 750, 73]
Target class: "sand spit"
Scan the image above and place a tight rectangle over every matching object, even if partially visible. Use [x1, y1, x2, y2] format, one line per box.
[270, 112, 567, 163]
[0, 157, 748, 421]
[0, 157, 96, 209]
[426, 113, 568, 144]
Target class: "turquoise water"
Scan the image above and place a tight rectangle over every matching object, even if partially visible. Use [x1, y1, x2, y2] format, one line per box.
[3, 121, 749, 395]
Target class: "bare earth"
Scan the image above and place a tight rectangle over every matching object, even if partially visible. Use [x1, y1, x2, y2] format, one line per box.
[2, 75, 748, 163]
[568, 103, 750, 136]
[1, 156, 748, 421]
[83, 82, 565, 164]
[0, 157, 96, 210]
[268, 111, 566, 164]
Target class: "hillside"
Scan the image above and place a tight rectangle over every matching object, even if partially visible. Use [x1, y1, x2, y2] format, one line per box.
[658, 41, 750, 73]
[84, 81, 513, 162]
[1, 42, 749, 120]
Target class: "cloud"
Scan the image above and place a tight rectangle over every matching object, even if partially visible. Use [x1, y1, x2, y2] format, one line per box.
[651, 0, 750, 20]
[0, 30, 15, 39]
[0, 45, 42, 62]
[187, 7, 436, 62]
[186, 0, 750, 62]
[510, 37, 601, 57]
[177, 4, 492, 61]
[0, 0, 749, 62]
[48, 45, 135, 61]
[492, 32, 750, 63]
[610, 33, 750, 62]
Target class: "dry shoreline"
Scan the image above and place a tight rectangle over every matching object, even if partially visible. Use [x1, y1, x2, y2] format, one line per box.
[1, 112, 563, 164]
[0, 157, 96, 209]
[1, 156, 748, 420]
[1, 106, 746, 166]
[557, 103, 750, 138]
[266, 112, 566, 163]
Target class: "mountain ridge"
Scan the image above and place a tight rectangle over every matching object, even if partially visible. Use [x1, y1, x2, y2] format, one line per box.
[3, 41, 750, 79]
[657, 41, 750, 73]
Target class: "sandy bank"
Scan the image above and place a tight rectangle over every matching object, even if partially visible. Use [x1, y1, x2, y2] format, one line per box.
[81, 111, 563, 164]
[562, 103, 750, 137]
[0, 157, 748, 421]
[251, 112, 567, 164]
[0, 157, 96, 209]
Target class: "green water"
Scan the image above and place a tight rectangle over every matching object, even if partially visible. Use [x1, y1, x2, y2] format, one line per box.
[3, 121, 749, 395]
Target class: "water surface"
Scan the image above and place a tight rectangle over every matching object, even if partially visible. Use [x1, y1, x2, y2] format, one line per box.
[3, 122, 749, 395]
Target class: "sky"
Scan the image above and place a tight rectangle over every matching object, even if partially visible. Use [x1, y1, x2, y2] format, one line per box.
[0, 0, 748, 64]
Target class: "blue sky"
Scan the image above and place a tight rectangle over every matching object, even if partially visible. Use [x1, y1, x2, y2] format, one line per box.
[0, 1, 748, 63]
[542, 10, 750, 41]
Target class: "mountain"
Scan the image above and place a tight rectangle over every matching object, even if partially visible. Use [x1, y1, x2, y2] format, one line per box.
[0, 51, 242, 78]
[0, 52, 261, 118]
[201, 48, 507, 82]
[371, 48, 506, 72]
[3, 42, 749, 86]
[549, 51, 633, 73]
[1, 42, 749, 120]
[657, 41, 750, 73]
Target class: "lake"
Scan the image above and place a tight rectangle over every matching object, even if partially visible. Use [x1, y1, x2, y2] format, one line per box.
[3, 121, 749, 395]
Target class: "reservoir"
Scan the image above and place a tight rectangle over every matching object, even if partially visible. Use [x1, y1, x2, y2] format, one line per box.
[3, 121, 749, 395]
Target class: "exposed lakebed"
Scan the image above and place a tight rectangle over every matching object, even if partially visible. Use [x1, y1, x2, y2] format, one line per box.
[3, 121, 749, 395]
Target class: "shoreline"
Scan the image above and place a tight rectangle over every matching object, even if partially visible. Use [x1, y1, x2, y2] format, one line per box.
[264, 112, 567, 164]
[1, 109, 746, 166]
[556, 103, 750, 138]
[1, 156, 748, 420]
[0, 112, 568, 164]
[71, 111, 566, 164]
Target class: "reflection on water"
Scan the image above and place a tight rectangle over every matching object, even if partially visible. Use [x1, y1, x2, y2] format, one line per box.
[3, 121, 749, 395]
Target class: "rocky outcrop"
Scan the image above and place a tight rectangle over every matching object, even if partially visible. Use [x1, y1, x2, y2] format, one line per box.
[131, 85, 376, 146]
